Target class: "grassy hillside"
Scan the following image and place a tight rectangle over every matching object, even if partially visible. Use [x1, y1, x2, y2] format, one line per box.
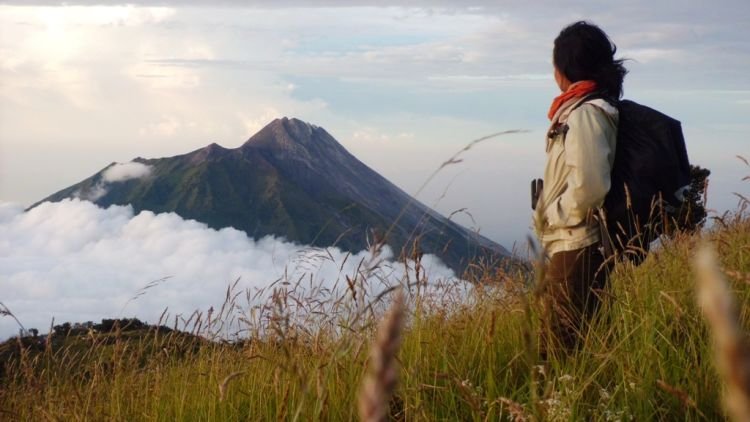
[1, 209, 748, 420]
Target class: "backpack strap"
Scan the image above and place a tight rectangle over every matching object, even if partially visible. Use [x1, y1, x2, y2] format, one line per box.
[572, 93, 619, 259]
[549, 93, 616, 141]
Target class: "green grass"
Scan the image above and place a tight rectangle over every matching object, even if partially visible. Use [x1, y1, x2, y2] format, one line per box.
[1, 212, 748, 421]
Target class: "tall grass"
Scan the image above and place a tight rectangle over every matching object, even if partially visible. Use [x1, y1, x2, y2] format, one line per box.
[1, 206, 748, 420]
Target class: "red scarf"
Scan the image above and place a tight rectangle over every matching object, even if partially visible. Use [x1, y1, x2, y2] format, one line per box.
[547, 80, 598, 121]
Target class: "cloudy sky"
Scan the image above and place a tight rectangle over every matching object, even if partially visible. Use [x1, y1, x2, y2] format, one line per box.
[0, 1, 749, 335]
[2, 1, 749, 246]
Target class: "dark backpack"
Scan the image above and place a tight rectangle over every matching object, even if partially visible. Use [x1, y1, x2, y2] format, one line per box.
[579, 97, 694, 263]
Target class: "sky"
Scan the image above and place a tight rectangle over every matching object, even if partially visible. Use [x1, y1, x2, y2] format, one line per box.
[1, 1, 749, 247]
[0, 1, 749, 336]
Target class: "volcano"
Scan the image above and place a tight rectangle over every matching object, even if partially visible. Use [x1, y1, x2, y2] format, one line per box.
[34, 117, 510, 273]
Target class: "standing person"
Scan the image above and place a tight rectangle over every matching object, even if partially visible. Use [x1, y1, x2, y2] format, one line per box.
[534, 21, 627, 355]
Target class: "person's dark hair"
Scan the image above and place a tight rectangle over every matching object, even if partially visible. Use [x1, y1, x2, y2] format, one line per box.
[553, 21, 628, 99]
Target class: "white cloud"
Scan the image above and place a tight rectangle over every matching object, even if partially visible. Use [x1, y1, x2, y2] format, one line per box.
[8, 5, 176, 27]
[139, 115, 182, 137]
[352, 127, 415, 144]
[0, 5, 177, 109]
[74, 161, 153, 200]
[238, 107, 283, 137]
[621, 47, 687, 64]
[80, 182, 108, 201]
[102, 161, 152, 182]
[0, 199, 457, 339]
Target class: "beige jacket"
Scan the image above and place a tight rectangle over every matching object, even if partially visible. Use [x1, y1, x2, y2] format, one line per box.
[535, 97, 619, 256]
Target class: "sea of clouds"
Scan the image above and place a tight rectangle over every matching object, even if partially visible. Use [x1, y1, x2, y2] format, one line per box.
[0, 199, 457, 339]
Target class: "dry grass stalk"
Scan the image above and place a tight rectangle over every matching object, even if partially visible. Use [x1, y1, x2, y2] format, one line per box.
[695, 244, 750, 421]
[358, 289, 405, 422]
[0, 301, 26, 332]
[659, 291, 685, 315]
[218, 371, 245, 402]
[656, 379, 704, 417]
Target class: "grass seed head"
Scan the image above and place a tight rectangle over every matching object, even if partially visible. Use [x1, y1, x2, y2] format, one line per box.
[695, 244, 750, 421]
[358, 289, 405, 422]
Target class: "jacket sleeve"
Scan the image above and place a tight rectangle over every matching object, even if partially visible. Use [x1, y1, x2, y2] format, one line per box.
[544, 104, 616, 229]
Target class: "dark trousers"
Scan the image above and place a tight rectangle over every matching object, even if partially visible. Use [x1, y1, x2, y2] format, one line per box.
[539, 244, 610, 357]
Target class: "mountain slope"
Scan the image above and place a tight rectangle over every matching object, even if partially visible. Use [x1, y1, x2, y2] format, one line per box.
[35, 117, 509, 273]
